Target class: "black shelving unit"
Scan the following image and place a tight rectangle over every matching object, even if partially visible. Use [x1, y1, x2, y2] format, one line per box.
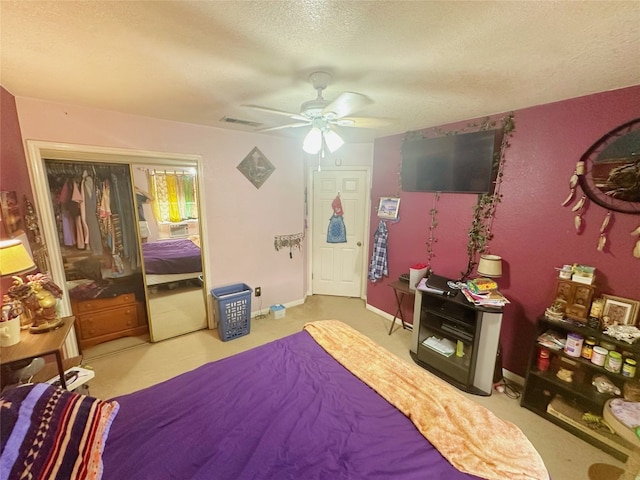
[410, 285, 503, 396]
[521, 316, 640, 461]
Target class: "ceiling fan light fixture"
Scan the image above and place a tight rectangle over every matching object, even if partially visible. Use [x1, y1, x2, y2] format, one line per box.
[303, 127, 323, 154]
[323, 129, 344, 153]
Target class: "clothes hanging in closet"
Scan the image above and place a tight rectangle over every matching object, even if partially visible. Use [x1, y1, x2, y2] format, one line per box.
[83, 173, 103, 256]
[45, 161, 141, 271]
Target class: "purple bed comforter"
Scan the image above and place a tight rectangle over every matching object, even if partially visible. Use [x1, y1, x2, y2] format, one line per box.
[141, 239, 202, 274]
[103, 331, 479, 480]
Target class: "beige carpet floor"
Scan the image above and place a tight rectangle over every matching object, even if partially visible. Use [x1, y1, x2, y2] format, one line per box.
[83, 295, 624, 480]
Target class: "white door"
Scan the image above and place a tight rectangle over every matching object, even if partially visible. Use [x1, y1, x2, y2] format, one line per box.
[312, 170, 368, 297]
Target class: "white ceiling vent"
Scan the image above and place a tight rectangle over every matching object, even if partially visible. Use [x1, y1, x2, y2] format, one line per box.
[220, 116, 262, 128]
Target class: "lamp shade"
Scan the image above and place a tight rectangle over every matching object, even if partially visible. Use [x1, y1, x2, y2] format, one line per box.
[303, 128, 322, 154]
[0, 239, 36, 276]
[477, 254, 502, 278]
[323, 129, 344, 153]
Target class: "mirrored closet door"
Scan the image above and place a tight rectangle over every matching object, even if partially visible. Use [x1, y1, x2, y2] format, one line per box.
[132, 165, 207, 341]
[26, 141, 210, 356]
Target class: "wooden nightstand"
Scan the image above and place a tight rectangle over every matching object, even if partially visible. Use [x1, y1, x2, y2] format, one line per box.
[0, 316, 79, 390]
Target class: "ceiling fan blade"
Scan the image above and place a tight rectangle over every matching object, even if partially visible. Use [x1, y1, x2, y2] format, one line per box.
[322, 92, 373, 119]
[332, 116, 395, 129]
[257, 122, 311, 132]
[243, 104, 308, 122]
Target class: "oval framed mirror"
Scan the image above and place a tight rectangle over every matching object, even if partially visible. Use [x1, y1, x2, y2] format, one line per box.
[578, 118, 640, 215]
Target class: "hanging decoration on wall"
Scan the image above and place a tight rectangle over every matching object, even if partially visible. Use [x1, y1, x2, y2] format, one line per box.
[425, 192, 441, 275]
[632, 226, 640, 257]
[327, 194, 347, 243]
[597, 211, 612, 252]
[571, 195, 587, 233]
[462, 114, 514, 280]
[274, 232, 305, 259]
[562, 117, 640, 257]
[23, 197, 49, 274]
[237, 147, 275, 189]
[377, 197, 400, 220]
[561, 168, 579, 207]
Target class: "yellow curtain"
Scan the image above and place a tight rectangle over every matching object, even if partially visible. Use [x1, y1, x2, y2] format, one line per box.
[165, 175, 181, 222]
[148, 171, 198, 222]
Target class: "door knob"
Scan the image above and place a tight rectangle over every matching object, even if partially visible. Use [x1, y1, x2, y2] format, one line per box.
[357, 242, 362, 247]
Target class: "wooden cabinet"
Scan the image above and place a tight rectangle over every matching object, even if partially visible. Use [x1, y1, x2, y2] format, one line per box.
[72, 294, 148, 350]
[409, 281, 503, 396]
[553, 279, 595, 322]
[521, 315, 638, 461]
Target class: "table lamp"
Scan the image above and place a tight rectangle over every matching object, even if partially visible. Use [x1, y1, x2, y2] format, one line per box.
[0, 238, 36, 277]
[477, 254, 503, 279]
[1, 238, 36, 335]
[1, 239, 64, 333]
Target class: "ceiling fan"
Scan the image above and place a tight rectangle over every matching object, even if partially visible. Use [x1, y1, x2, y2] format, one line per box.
[244, 71, 390, 154]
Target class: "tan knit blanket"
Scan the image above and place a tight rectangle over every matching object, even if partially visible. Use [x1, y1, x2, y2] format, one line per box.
[304, 320, 549, 480]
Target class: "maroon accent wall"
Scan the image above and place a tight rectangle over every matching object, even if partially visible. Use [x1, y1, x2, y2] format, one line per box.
[0, 87, 35, 295]
[369, 85, 640, 376]
[0, 87, 32, 208]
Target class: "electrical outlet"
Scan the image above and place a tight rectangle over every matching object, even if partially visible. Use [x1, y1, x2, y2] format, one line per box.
[255, 287, 261, 297]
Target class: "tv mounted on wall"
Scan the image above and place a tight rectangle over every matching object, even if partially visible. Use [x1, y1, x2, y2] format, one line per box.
[400, 129, 502, 194]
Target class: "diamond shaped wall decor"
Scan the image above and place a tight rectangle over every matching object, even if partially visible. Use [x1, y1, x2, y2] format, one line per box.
[237, 147, 275, 189]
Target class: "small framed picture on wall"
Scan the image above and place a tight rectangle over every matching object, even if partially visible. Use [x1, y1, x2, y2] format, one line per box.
[0, 191, 24, 237]
[377, 197, 400, 220]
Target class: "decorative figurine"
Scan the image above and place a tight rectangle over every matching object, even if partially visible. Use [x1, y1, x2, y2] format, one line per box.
[7, 273, 64, 333]
[587, 297, 604, 329]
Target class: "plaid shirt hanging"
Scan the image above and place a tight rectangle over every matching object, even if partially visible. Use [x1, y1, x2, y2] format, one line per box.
[368, 220, 389, 282]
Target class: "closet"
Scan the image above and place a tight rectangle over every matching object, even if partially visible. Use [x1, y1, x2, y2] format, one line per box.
[25, 141, 210, 357]
[44, 161, 148, 350]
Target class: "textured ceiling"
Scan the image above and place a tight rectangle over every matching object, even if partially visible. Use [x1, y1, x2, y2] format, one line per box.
[1, 1, 639, 144]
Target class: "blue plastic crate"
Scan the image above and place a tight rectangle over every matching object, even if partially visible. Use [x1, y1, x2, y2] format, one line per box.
[211, 283, 252, 341]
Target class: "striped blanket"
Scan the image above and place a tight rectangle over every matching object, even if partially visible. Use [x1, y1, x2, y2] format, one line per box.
[0, 383, 119, 480]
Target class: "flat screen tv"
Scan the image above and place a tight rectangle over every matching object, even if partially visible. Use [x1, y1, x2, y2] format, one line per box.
[401, 129, 501, 194]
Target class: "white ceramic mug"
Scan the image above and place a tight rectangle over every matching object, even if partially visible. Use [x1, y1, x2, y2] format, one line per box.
[0, 317, 21, 347]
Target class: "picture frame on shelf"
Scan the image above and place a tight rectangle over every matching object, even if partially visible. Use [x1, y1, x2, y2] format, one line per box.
[377, 197, 400, 220]
[601, 294, 640, 327]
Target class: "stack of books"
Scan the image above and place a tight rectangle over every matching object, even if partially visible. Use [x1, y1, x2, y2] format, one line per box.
[461, 287, 509, 308]
[571, 264, 596, 285]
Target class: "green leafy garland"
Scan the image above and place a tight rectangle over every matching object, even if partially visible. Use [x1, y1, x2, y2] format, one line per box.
[425, 192, 440, 274]
[462, 113, 515, 279]
[402, 113, 515, 279]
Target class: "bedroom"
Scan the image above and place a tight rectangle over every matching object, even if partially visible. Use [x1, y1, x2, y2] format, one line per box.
[1, 2, 639, 479]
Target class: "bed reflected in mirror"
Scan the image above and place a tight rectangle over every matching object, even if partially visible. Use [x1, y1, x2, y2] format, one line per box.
[132, 165, 207, 341]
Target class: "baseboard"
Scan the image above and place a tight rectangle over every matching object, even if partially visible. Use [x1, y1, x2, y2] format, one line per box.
[365, 303, 395, 322]
[502, 369, 524, 386]
[251, 296, 306, 318]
